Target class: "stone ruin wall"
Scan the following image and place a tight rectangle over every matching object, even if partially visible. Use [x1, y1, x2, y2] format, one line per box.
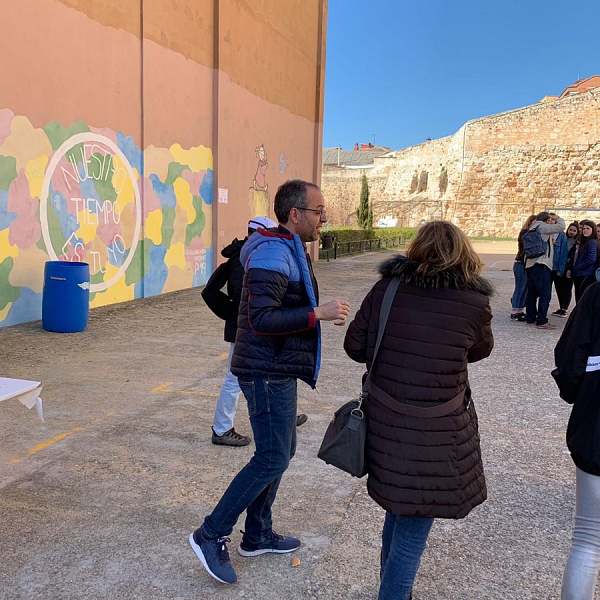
[322, 89, 600, 237]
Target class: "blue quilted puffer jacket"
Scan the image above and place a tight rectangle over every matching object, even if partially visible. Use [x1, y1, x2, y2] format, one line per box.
[230, 225, 322, 387]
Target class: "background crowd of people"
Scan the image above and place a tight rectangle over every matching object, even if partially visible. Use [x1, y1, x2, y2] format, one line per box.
[511, 213, 600, 326]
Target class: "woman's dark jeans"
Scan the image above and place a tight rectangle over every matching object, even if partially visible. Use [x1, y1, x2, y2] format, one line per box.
[511, 261, 527, 310]
[379, 513, 435, 600]
[553, 273, 573, 311]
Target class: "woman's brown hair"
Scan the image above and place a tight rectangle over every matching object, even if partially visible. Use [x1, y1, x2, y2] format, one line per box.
[579, 219, 597, 248]
[522, 215, 537, 231]
[406, 220, 483, 283]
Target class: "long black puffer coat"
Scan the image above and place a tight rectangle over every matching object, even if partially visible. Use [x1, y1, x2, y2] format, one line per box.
[344, 255, 494, 519]
[554, 282, 600, 476]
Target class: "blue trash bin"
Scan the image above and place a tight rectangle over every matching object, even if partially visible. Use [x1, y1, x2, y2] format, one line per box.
[42, 261, 90, 333]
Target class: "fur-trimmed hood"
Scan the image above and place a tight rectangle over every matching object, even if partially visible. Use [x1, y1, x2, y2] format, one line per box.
[378, 255, 494, 297]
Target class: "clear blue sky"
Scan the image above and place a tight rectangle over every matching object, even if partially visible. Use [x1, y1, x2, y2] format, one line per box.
[323, 0, 600, 151]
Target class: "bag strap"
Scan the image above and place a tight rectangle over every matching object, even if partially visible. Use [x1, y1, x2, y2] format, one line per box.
[362, 277, 400, 396]
[368, 381, 466, 418]
[360, 275, 467, 417]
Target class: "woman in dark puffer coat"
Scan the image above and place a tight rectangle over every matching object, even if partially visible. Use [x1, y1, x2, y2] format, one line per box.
[344, 221, 494, 600]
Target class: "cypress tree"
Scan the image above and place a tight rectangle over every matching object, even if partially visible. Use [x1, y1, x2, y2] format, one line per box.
[357, 174, 372, 230]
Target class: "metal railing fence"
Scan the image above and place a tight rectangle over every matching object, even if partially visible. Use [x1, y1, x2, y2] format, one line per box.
[319, 236, 408, 260]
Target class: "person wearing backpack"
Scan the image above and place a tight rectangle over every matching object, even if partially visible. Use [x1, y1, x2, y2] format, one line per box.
[523, 212, 565, 329]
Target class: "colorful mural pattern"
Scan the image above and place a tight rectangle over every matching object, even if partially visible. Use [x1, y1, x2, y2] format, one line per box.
[0, 109, 213, 327]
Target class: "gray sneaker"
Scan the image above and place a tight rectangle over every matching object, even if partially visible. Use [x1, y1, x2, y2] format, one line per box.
[212, 427, 251, 446]
[536, 322, 557, 330]
[189, 529, 237, 584]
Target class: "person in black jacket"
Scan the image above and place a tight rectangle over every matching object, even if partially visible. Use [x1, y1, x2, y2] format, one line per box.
[554, 281, 600, 599]
[571, 220, 598, 303]
[201, 216, 277, 446]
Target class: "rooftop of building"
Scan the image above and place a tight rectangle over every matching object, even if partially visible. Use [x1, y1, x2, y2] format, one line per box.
[559, 74, 600, 98]
[322, 145, 391, 168]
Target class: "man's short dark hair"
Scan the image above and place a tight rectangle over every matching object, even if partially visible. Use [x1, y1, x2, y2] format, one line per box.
[274, 179, 320, 224]
[537, 211, 552, 222]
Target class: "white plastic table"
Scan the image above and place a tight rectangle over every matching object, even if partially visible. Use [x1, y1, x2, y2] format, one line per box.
[0, 378, 44, 421]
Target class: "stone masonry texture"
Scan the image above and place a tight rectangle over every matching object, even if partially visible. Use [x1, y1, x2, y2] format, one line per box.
[322, 88, 600, 236]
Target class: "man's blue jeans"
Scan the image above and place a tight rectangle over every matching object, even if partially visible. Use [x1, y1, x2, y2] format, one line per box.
[525, 263, 552, 325]
[202, 376, 297, 541]
[379, 513, 435, 600]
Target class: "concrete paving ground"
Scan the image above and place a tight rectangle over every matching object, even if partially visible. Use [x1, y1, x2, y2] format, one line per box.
[0, 243, 593, 600]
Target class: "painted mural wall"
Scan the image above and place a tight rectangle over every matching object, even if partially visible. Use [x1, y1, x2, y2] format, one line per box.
[0, 113, 213, 327]
[0, 0, 327, 328]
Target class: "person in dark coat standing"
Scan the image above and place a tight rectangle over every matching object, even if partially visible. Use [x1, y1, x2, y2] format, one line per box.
[554, 281, 600, 600]
[551, 222, 579, 318]
[344, 221, 494, 600]
[201, 216, 277, 446]
[571, 220, 598, 303]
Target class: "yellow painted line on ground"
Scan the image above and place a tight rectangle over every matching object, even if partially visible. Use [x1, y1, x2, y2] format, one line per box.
[218, 352, 229, 359]
[152, 382, 216, 397]
[151, 382, 174, 393]
[8, 413, 114, 465]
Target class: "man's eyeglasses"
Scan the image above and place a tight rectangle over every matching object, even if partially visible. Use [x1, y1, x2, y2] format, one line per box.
[295, 207, 327, 219]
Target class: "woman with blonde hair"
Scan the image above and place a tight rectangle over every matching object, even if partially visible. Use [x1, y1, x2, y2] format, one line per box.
[344, 221, 494, 600]
[511, 214, 537, 321]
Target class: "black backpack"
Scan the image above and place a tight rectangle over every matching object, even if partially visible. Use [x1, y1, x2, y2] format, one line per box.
[521, 225, 548, 259]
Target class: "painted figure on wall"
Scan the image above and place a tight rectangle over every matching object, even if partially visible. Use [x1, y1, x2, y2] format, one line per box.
[252, 144, 268, 192]
[249, 144, 270, 218]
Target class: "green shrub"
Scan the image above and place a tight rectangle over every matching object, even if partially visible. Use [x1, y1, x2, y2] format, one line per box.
[321, 227, 417, 244]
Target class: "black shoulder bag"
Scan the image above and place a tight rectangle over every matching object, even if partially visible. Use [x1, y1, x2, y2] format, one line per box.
[317, 277, 400, 478]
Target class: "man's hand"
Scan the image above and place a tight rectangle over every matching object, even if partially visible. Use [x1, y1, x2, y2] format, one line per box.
[314, 299, 351, 326]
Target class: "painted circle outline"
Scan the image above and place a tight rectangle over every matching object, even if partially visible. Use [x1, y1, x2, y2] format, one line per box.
[40, 132, 142, 293]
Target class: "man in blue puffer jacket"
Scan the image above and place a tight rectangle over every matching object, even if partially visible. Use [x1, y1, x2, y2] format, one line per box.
[189, 179, 351, 585]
